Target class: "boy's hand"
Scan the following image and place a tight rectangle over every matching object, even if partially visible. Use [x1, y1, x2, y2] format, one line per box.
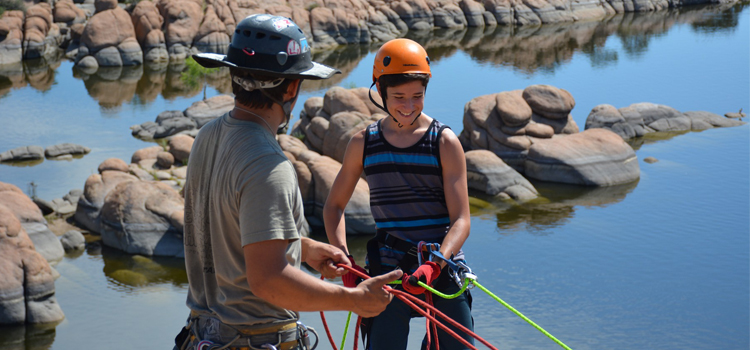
[402, 261, 441, 295]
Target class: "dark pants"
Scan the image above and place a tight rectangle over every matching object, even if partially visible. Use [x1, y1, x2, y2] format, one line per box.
[368, 270, 474, 350]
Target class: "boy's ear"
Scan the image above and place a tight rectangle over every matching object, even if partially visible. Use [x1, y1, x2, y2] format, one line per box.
[375, 81, 384, 98]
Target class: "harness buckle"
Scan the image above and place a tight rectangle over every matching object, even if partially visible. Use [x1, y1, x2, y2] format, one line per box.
[296, 321, 319, 350]
[247, 333, 281, 350]
[454, 261, 477, 289]
[197, 340, 216, 350]
[417, 241, 440, 265]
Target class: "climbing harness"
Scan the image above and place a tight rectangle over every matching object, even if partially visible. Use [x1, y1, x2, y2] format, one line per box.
[321, 241, 574, 350]
[175, 312, 319, 350]
[365, 230, 443, 277]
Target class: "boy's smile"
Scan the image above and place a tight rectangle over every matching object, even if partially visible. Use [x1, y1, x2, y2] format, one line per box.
[383, 80, 425, 124]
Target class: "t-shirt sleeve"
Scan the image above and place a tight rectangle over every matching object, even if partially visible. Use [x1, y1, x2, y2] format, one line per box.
[238, 156, 301, 246]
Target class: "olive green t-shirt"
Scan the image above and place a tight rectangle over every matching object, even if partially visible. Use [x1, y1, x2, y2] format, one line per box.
[183, 112, 304, 326]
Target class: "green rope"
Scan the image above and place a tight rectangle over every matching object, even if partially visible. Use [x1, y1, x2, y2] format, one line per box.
[340, 311, 352, 350]
[472, 280, 572, 350]
[387, 276, 572, 349]
[417, 279, 470, 299]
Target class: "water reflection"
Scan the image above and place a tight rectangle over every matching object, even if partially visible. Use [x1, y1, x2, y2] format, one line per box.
[470, 180, 639, 234]
[626, 130, 691, 150]
[689, 2, 746, 34]
[87, 241, 188, 289]
[0, 55, 61, 98]
[0, 323, 56, 350]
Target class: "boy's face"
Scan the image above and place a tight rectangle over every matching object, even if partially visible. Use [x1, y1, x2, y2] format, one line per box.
[380, 80, 425, 126]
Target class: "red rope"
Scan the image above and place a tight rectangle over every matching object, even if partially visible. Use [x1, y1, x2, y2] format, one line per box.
[322, 264, 499, 350]
[319, 309, 338, 350]
[389, 289, 478, 350]
[319, 275, 340, 350]
[353, 316, 361, 350]
[426, 292, 439, 350]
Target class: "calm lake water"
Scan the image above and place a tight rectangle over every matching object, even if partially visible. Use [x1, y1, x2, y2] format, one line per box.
[0, 3, 748, 350]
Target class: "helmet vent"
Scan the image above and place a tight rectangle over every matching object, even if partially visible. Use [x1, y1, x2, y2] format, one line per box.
[256, 32, 266, 39]
[242, 30, 251, 37]
[383, 56, 391, 67]
[270, 35, 281, 40]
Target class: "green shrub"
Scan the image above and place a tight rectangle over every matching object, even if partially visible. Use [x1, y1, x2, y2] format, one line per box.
[0, 0, 26, 15]
[181, 56, 220, 100]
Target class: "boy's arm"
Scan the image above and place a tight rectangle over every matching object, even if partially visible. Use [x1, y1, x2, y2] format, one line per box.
[323, 130, 367, 255]
[437, 128, 471, 267]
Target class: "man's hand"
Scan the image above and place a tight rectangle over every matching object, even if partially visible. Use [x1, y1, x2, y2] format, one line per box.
[302, 238, 349, 279]
[350, 270, 402, 317]
[342, 255, 368, 288]
[402, 261, 441, 295]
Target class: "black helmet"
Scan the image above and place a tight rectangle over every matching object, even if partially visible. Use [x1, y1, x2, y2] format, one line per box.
[193, 14, 339, 80]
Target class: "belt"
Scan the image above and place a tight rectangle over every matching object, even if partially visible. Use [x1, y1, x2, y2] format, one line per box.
[186, 312, 308, 350]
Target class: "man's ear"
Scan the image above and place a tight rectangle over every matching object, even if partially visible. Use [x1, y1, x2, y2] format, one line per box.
[284, 79, 301, 99]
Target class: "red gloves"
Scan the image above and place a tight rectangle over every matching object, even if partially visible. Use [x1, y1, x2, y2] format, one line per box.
[403, 261, 442, 295]
[342, 255, 368, 288]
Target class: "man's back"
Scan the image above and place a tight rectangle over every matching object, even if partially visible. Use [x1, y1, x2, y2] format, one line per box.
[183, 113, 304, 326]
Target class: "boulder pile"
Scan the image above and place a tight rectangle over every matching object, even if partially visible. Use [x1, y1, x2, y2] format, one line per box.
[458, 84, 640, 186]
[22, 3, 63, 60]
[291, 86, 386, 163]
[585, 102, 747, 140]
[0, 183, 65, 264]
[1, 0, 738, 66]
[0, 182, 65, 326]
[131, 94, 233, 139]
[0, 143, 90, 163]
[291, 86, 543, 202]
[74, 139, 192, 257]
[277, 134, 375, 234]
[75, 0, 143, 70]
[0, 10, 25, 65]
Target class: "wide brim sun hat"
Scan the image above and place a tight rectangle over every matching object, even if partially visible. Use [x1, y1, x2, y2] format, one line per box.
[193, 14, 339, 80]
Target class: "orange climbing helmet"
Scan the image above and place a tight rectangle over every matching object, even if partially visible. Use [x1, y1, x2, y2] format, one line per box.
[372, 38, 431, 83]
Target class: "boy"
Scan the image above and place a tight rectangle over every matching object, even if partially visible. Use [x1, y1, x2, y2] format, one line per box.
[323, 38, 473, 350]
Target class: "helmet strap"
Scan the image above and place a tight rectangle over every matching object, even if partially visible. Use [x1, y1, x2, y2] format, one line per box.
[259, 81, 301, 131]
[368, 80, 424, 129]
[369, 81, 403, 128]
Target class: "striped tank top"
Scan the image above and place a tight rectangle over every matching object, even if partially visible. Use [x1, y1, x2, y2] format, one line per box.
[363, 119, 451, 243]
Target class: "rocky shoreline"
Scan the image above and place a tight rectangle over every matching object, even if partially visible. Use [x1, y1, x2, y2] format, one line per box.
[0, 0, 740, 68]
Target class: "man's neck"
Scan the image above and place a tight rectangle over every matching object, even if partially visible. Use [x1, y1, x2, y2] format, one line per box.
[232, 103, 283, 134]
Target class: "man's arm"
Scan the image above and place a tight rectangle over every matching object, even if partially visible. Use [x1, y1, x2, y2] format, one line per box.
[437, 128, 471, 266]
[243, 239, 401, 317]
[323, 130, 366, 255]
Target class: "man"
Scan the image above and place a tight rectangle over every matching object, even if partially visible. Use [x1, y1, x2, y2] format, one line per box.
[177, 14, 402, 350]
